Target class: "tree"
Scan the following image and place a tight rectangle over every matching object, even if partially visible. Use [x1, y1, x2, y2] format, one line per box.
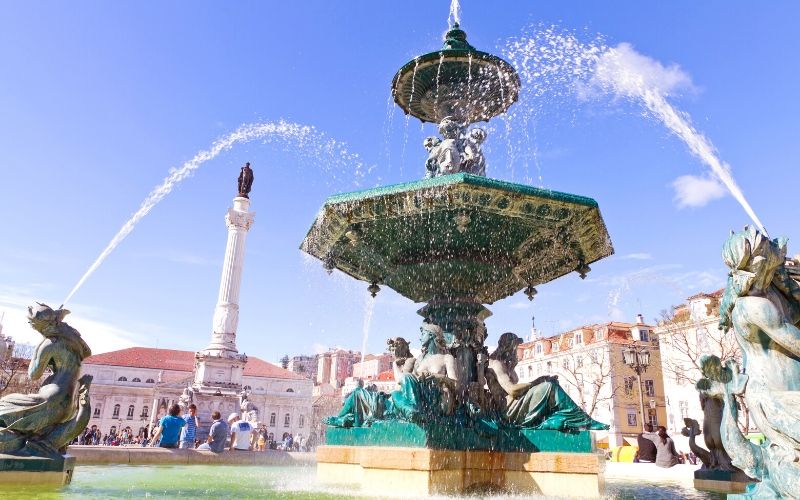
[557, 346, 619, 419]
[280, 355, 290, 370]
[0, 343, 37, 397]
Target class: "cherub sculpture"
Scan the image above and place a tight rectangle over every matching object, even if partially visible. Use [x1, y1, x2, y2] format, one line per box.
[0, 303, 93, 457]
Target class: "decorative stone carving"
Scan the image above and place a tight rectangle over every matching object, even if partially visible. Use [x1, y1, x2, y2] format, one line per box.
[423, 117, 487, 178]
[0, 304, 92, 457]
[698, 226, 800, 498]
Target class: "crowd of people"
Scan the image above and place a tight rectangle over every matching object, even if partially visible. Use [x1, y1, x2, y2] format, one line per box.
[71, 403, 316, 452]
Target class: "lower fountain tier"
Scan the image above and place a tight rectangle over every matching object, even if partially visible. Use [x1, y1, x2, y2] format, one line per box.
[317, 445, 603, 497]
[324, 420, 593, 453]
[301, 173, 613, 304]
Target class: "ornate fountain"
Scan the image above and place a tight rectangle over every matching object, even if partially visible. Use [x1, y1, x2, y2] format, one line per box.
[302, 21, 614, 497]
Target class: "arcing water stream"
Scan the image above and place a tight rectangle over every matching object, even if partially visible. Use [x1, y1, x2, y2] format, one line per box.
[63, 121, 366, 306]
[502, 26, 767, 235]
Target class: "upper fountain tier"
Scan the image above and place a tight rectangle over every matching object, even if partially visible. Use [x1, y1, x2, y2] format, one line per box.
[391, 23, 520, 124]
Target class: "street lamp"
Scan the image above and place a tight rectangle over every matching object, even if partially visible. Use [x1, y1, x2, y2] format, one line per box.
[622, 342, 650, 431]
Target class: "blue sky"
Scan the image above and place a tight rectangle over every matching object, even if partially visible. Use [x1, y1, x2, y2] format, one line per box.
[1, 1, 798, 359]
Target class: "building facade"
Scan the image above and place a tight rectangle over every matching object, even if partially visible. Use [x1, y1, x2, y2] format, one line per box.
[287, 354, 318, 380]
[82, 347, 314, 440]
[316, 349, 360, 389]
[654, 289, 747, 437]
[516, 316, 667, 448]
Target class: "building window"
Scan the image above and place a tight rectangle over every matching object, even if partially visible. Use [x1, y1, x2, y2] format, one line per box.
[527, 366, 533, 377]
[131, 378, 141, 383]
[524, 349, 530, 359]
[552, 342, 559, 352]
[575, 333, 583, 345]
[644, 379, 655, 397]
[146, 378, 155, 384]
[627, 412, 637, 427]
[562, 358, 569, 370]
[299, 415, 305, 428]
[112, 404, 121, 418]
[624, 377, 635, 396]
[269, 413, 276, 427]
[679, 400, 689, 419]
[568, 338, 574, 348]
[118, 376, 127, 382]
[141, 406, 149, 418]
[640, 330, 650, 342]
[535, 344, 542, 355]
[284, 413, 291, 427]
[93, 406, 101, 418]
[127, 405, 135, 419]
[286, 388, 294, 393]
[546, 361, 552, 372]
[537, 363, 542, 375]
[576, 355, 583, 368]
[647, 409, 658, 427]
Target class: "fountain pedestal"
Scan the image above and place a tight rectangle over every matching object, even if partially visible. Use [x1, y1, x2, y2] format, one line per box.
[0, 452, 76, 486]
[317, 446, 603, 497]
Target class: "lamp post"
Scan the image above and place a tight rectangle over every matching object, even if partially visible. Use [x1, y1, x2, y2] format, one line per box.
[622, 342, 651, 432]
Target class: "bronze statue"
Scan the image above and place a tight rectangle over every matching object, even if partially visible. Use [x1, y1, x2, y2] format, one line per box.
[237, 162, 254, 198]
[0, 303, 92, 457]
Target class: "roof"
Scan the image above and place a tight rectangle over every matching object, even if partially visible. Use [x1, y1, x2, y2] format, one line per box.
[377, 370, 395, 381]
[83, 347, 306, 380]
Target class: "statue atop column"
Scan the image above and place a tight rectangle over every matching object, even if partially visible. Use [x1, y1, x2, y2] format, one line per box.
[237, 162, 254, 198]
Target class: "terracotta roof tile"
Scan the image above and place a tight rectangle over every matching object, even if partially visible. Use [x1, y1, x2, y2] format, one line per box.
[83, 347, 305, 380]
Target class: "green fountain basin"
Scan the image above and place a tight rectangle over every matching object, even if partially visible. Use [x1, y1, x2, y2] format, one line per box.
[300, 173, 613, 304]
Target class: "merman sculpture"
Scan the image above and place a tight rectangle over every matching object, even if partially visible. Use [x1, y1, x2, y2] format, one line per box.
[0, 303, 92, 458]
[697, 226, 800, 498]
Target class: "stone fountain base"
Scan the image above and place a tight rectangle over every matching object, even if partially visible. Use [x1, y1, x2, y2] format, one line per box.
[317, 445, 603, 497]
[693, 469, 754, 494]
[0, 453, 76, 486]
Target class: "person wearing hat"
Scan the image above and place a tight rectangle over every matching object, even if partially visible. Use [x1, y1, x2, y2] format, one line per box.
[228, 412, 253, 451]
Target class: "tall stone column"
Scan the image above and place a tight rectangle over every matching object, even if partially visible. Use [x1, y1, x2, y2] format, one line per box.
[202, 196, 255, 355]
[194, 165, 255, 393]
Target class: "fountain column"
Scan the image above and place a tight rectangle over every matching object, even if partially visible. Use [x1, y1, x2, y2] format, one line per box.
[194, 166, 255, 392]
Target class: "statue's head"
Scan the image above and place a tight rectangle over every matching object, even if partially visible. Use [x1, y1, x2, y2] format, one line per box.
[468, 128, 486, 144]
[28, 303, 69, 329]
[387, 337, 412, 359]
[419, 322, 446, 354]
[722, 225, 787, 294]
[423, 136, 441, 152]
[438, 116, 464, 139]
[497, 332, 522, 353]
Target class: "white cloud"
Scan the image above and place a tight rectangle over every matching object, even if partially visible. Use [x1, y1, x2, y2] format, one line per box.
[507, 301, 533, 310]
[672, 174, 726, 208]
[591, 42, 696, 99]
[620, 253, 653, 261]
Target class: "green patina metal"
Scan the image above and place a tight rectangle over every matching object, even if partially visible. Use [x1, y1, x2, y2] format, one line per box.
[300, 173, 613, 305]
[324, 421, 592, 453]
[391, 24, 521, 124]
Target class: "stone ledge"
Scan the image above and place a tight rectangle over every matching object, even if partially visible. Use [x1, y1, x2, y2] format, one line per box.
[316, 446, 603, 497]
[317, 445, 602, 474]
[0, 454, 76, 486]
[66, 446, 313, 466]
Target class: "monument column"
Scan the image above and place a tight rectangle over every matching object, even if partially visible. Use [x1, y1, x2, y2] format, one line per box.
[194, 163, 255, 391]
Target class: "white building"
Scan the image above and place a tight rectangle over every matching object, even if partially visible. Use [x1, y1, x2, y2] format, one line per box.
[82, 347, 313, 440]
[655, 289, 746, 437]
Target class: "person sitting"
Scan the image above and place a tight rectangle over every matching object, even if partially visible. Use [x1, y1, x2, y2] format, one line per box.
[197, 411, 228, 452]
[636, 423, 658, 463]
[148, 404, 185, 449]
[641, 426, 681, 468]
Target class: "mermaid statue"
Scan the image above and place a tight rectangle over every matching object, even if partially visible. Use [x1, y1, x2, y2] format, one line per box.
[698, 226, 800, 498]
[0, 303, 93, 458]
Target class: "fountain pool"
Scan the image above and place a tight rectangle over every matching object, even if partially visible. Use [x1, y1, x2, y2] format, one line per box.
[0, 464, 724, 499]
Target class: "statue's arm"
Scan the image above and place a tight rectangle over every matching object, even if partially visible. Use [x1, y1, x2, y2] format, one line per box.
[27, 342, 48, 380]
[742, 296, 800, 356]
[488, 359, 530, 399]
[444, 355, 462, 391]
